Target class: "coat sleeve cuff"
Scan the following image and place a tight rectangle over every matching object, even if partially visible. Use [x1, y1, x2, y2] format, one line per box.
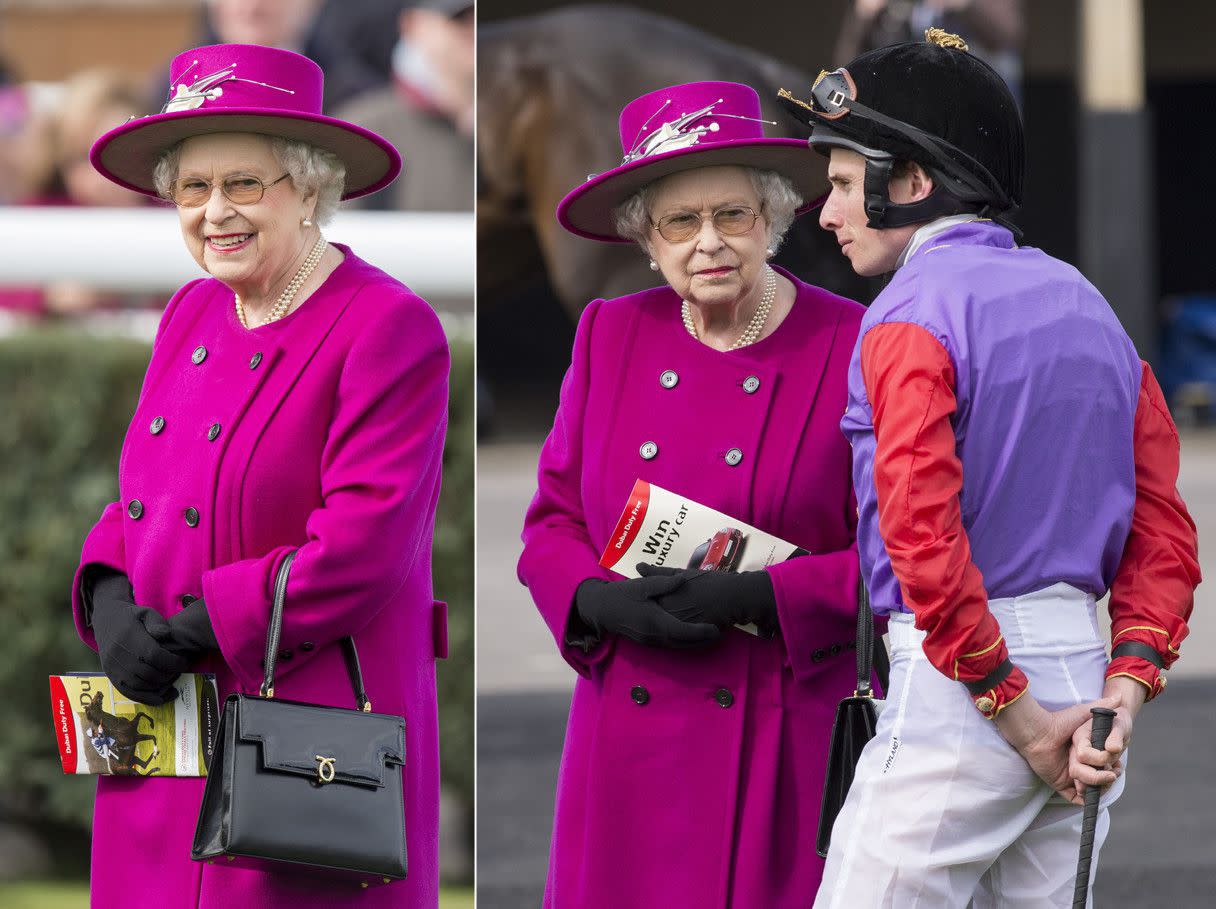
[201, 547, 294, 693]
[768, 548, 862, 683]
[522, 548, 616, 678]
[71, 501, 128, 651]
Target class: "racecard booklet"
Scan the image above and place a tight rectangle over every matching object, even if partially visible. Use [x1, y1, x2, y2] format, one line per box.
[49, 673, 220, 777]
[599, 479, 809, 635]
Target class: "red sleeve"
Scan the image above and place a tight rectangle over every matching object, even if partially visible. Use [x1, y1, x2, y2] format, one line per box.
[861, 323, 1028, 718]
[1105, 361, 1201, 698]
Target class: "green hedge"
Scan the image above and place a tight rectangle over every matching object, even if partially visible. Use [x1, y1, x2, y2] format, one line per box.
[0, 329, 473, 830]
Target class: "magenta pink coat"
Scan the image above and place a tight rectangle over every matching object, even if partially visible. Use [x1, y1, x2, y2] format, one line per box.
[71, 246, 449, 908]
[519, 268, 869, 909]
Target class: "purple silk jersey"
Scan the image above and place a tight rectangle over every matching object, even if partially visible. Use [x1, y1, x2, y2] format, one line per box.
[841, 220, 1142, 616]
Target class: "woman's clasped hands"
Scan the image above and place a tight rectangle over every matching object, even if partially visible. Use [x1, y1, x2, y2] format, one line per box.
[87, 569, 220, 705]
[569, 562, 778, 650]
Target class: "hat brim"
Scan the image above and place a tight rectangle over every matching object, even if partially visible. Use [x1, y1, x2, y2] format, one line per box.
[557, 138, 828, 243]
[90, 108, 402, 201]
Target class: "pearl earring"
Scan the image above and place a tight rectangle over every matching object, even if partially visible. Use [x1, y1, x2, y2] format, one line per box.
[766, 247, 774, 258]
[302, 217, 314, 227]
[649, 260, 659, 271]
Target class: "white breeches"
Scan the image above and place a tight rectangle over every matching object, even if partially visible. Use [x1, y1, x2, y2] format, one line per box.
[815, 583, 1126, 909]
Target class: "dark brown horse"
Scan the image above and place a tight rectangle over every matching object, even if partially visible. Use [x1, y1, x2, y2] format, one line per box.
[478, 4, 885, 320]
[84, 691, 159, 775]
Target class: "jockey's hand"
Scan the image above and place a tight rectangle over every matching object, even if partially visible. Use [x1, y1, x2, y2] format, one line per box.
[995, 692, 1121, 806]
[87, 569, 188, 705]
[1068, 676, 1145, 801]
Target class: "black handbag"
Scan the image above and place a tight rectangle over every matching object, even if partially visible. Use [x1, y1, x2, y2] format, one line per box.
[191, 551, 408, 883]
[815, 577, 882, 858]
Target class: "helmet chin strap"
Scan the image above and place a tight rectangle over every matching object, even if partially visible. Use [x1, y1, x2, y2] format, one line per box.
[862, 157, 973, 229]
[862, 156, 1023, 239]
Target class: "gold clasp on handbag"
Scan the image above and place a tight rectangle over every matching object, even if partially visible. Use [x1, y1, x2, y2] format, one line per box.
[315, 755, 336, 784]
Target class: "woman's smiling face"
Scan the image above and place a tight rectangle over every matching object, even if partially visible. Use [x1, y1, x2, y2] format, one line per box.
[645, 165, 769, 310]
[173, 132, 315, 292]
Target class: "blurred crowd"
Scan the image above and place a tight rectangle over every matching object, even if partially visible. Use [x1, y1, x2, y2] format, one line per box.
[0, 0, 473, 321]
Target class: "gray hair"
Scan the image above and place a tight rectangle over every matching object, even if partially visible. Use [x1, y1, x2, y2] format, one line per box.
[152, 135, 346, 224]
[612, 166, 803, 254]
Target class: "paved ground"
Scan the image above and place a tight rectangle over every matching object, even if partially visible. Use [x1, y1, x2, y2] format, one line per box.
[477, 431, 1216, 907]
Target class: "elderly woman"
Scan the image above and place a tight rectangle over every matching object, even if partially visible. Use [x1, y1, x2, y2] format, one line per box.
[72, 45, 448, 907]
[519, 81, 871, 908]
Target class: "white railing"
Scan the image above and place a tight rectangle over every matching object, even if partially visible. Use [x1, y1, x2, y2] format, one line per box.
[0, 207, 474, 339]
[0, 207, 473, 297]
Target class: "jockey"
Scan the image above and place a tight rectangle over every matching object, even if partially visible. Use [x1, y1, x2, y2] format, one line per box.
[780, 27, 1201, 908]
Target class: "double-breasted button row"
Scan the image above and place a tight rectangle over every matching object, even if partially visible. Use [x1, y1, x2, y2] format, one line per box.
[629, 685, 736, 708]
[811, 641, 855, 663]
[150, 417, 223, 442]
[128, 499, 203, 526]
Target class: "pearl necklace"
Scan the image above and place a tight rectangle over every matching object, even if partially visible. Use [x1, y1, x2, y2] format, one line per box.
[235, 235, 329, 329]
[682, 265, 776, 350]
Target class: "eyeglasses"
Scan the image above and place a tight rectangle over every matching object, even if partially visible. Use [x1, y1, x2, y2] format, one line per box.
[167, 173, 291, 207]
[652, 206, 761, 243]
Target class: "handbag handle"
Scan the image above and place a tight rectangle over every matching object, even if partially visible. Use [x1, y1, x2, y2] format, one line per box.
[259, 551, 372, 712]
[854, 574, 875, 698]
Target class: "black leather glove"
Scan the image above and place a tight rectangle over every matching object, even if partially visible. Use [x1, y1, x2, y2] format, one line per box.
[636, 563, 779, 633]
[87, 569, 190, 705]
[571, 573, 722, 649]
[166, 599, 220, 655]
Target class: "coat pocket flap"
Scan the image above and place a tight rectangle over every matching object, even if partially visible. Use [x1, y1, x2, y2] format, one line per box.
[237, 696, 404, 788]
[433, 600, 449, 660]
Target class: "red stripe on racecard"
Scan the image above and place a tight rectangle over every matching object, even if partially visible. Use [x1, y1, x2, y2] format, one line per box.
[600, 479, 651, 569]
[49, 676, 77, 773]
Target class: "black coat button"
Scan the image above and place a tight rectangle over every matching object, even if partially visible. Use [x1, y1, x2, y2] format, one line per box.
[207, 422, 221, 442]
[714, 688, 734, 708]
[300, 642, 315, 652]
[127, 499, 144, 520]
[812, 648, 826, 663]
[830, 643, 843, 656]
[150, 416, 165, 434]
[630, 685, 650, 705]
[250, 352, 263, 369]
[184, 507, 200, 527]
[180, 594, 197, 608]
[278, 649, 293, 661]
[192, 345, 207, 365]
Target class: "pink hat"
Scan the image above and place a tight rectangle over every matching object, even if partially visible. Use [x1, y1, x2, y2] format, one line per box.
[557, 81, 826, 243]
[90, 44, 401, 201]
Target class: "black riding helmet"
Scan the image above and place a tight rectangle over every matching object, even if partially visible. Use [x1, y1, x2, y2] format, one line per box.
[778, 28, 1024, 235]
